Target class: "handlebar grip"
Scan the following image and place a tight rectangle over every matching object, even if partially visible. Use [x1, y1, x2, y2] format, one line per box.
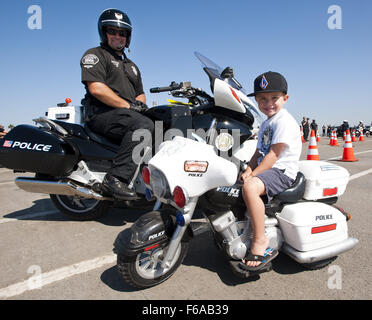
[149, 86, 172, 93]
[150, 82, 182, 93]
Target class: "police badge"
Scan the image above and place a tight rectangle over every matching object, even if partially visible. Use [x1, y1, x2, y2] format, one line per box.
[115, 12, 123, 20]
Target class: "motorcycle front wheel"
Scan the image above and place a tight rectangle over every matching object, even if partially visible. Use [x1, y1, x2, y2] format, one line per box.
[117, 240, 189, 289]
[50, 194, 112, 221]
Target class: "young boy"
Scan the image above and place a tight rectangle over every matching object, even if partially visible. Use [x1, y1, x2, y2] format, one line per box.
[240, 71, 301, 271]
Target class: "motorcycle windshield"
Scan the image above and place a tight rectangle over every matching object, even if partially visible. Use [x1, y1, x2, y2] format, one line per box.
[194, 51, 263, 125]
[195, 51, 245, 93]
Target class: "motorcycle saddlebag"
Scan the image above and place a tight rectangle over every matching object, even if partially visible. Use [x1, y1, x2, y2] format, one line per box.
[0, 125, 78, 175]
[299, 161, 349, 200]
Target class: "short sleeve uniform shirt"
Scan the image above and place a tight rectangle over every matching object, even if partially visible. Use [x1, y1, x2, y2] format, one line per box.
[81, 44, 144, 114]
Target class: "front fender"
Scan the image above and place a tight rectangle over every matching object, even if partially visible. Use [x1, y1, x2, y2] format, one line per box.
[113, 207, 193, 256]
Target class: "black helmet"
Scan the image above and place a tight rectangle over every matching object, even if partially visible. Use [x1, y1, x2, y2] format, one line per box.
[98, 8, 132, 48]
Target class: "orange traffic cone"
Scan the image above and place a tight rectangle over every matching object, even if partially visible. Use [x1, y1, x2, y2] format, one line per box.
[340, 129, 358, 162]
[333, 130, 339, 146]
[300, 127, 306, 143]
[351, 129, 357, 142]
[359, 129, 365, 141]
[316, 129, 320, 142]
[307, 130, 320, 160]
[343, 131, 346, 140]
[329, 131, 335, 146]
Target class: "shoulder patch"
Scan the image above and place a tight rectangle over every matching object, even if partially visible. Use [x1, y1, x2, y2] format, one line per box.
[82, 54, 99, 65]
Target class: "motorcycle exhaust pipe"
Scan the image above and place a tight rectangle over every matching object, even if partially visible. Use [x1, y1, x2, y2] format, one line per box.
[281, 237, 359, 264]
[14, 177, 111, 200]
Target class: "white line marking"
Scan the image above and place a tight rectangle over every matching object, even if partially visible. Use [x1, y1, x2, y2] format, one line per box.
[349, 168, 372, 181]
[326, 149, 372, 161]
[0, 181, 15, 186]
[0, 210, 59, 224]
[0, 253, 116, 299]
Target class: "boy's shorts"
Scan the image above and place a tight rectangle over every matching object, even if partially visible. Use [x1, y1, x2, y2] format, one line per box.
[255, 168, 295, 202]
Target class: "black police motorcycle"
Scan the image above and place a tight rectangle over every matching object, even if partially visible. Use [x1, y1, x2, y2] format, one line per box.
[0, 52, 261, 221]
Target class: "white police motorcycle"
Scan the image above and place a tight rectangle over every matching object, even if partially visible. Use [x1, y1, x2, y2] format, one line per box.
[113, 53, 358, 289]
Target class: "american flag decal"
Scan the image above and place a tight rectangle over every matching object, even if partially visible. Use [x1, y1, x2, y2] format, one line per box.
[3, 140, 13, 148]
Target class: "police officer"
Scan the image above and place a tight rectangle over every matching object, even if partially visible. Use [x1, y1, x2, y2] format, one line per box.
[301, 116, 309, 141]
[341, 120, 349, 134]
[310, 119, 318, 134]
[81, 8, 154, 200]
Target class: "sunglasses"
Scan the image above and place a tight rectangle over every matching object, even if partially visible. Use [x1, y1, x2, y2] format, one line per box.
[106, 28, 127, 37]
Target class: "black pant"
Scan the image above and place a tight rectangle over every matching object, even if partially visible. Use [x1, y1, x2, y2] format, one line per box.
[87, 108, 154, 181]
[303, 127, 309, 140]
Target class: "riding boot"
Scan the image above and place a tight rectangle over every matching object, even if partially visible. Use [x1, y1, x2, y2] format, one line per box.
[101, 173, 137, 200]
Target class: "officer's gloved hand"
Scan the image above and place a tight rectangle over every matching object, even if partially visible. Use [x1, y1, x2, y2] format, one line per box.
[129, 101, 149, 113]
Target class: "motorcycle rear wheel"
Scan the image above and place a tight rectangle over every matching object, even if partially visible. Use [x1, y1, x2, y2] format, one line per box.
[50, 194, 112, 221]
[117, 241, 189, 289]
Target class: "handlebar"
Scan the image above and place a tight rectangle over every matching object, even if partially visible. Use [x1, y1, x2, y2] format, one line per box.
[149, 81, 214, 107]
[150, 81, 182, 93]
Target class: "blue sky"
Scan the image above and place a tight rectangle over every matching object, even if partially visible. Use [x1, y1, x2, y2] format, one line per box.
[1, 0, 371, 128]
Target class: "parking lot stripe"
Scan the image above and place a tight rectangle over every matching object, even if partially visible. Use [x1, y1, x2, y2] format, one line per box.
[326, 149, 372, 161]
[0, 253, 116, 299]
[349, 168, 372, 181]
[0, 181, 15, 186]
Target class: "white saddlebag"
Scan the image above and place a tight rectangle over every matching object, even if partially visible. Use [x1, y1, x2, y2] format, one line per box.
[299, 161, 349, 201]
[277, 202, 348, 252]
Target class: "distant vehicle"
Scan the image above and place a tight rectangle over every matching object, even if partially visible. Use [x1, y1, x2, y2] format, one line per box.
[352, 125, 370, 138]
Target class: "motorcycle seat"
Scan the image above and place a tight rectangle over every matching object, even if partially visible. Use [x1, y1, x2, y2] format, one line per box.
[274, 171, 306, 203]
[263, 172, 306, 217]
[84, 124, 120, 151]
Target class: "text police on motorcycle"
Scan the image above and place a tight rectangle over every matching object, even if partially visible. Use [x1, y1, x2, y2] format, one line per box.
[80, 8, 154, 200]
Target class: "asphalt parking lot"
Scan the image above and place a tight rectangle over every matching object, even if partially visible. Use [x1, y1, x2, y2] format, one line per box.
[0, 136, 371, 301]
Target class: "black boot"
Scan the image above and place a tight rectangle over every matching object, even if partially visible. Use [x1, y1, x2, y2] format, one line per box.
[101, 173, 138, 200]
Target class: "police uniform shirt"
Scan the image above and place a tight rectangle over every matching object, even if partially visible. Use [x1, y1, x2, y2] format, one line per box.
[81, 44, 144, 114]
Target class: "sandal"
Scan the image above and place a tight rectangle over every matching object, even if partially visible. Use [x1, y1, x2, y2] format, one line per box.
[239, 247, 278, 272]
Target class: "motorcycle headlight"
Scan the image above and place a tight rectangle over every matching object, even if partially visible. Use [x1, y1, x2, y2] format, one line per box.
[150, 169, 169, 199]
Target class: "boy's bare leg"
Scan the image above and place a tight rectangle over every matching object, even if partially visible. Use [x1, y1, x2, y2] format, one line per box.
[242, 177, 269, 267]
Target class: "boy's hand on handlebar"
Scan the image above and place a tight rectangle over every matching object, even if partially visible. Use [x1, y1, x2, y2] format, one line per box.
[240, 167, 253, 183]
[130, 101, 149, 113]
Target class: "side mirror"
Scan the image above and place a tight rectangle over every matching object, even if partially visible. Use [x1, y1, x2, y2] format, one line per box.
[221, 67, 234, 79]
